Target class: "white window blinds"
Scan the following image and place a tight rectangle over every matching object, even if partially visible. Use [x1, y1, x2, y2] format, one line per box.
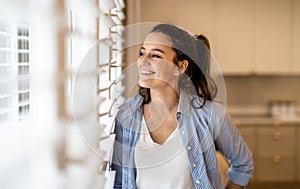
[0, 19, 31, 128]
[62, 0, 126, 188]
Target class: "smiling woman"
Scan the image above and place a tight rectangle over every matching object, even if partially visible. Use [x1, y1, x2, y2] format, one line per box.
[111, 24, 254, 189]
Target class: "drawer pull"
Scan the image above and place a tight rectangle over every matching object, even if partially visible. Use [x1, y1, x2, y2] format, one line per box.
[273, 132, 281, 140]
[273, 155, 281, 164]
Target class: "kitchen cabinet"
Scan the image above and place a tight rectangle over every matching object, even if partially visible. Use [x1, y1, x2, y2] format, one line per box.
[213, 0, 253, 75]
[256, 123, 296, 181]
[174, 0, 214, 38]
[236, 120, 299, 182]
[214, 0, 295, 75]
[214, 0, 299, 75]
[253, 0, 292, 75]
[137, 0, 300, 75]
[292, 0, 300, 74]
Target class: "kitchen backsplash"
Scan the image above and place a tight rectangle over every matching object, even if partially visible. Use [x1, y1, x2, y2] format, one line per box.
[223, 75, 300, 116]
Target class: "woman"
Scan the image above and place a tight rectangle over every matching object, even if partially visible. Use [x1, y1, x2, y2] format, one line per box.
[111, 24, 254, 189]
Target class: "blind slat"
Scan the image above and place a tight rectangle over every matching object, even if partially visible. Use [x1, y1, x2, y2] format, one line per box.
[98, 80, 116, 92]
[99, 37, 115, 46]
[0, 107, 12, 114]
[99, 0, 116, 14]
[98, 98, 116, 117]
[100, 14, 116, 29]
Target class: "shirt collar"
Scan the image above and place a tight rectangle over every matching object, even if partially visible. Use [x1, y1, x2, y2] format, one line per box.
[119, 89, 192, 116]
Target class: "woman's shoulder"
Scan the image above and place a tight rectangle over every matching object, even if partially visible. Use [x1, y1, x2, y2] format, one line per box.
[118, 93, 144, 112]
[187, 94, 226, 120]
[114, 93, 144, 126]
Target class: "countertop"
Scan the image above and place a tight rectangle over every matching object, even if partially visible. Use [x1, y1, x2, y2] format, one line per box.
[229, 114, 300, 125]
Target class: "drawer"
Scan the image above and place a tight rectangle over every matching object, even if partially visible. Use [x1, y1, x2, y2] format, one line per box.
[258, 126, 296, 156]
[256, 156, 296, 181]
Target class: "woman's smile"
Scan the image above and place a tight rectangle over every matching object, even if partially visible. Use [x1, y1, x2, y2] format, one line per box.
[140, 69, 156, 76]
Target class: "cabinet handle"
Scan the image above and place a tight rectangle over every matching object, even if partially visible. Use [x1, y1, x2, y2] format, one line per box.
[273, 131, 281, 140]
[273, 155, 281, 164]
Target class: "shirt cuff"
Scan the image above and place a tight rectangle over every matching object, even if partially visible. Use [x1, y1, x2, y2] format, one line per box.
[227, 169, 252, 186]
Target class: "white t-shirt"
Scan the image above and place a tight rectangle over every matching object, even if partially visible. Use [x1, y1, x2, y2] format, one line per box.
[134, 116, 195, 189]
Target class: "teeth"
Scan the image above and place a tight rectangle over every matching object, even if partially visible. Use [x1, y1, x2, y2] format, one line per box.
[141, 70, 155, 74]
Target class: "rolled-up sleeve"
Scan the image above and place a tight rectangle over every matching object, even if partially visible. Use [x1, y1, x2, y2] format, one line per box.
[213, 113, 254, 186]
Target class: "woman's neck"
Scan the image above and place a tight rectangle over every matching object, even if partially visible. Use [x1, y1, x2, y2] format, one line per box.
[149, 87, 179, 113]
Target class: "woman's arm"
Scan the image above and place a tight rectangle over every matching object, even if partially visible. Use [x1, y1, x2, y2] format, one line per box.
[214, 114, 254, 187]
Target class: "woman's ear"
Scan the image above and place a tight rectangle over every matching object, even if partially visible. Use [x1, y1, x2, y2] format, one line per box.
[178, 60, 188, 74]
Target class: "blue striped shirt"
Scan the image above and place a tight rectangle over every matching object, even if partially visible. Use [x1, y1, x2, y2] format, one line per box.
[111, 90, 254, 189]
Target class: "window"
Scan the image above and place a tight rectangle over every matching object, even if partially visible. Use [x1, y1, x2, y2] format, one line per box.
[17, 24, 31, 120]
[0, 18, 31, 128]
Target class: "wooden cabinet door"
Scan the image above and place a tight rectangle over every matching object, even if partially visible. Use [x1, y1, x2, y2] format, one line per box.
[257, 157, 295, 181]
[258, 125, 296, 156]
[213, 0, 253, 75]
[253, 0, 292, 74]
[292, 0, 300, 74]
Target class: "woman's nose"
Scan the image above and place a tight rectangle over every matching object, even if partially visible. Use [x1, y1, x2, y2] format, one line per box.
[138, 56, 151, 65]
[139, 60, 151, 66]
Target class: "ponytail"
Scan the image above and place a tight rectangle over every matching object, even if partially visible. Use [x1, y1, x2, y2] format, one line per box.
[195, 34, 218, 101]
[180, 35, 211, 108]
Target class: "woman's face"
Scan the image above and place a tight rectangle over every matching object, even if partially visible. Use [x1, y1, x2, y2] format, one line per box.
[137, 32, 181, 90]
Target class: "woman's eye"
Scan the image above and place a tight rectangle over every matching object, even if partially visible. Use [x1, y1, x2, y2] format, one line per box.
[138, 51, 162, 59]
[139, 51, 145, 57]
[151, 54, 161, 58]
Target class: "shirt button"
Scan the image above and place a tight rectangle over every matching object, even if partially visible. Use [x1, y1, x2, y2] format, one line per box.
[193, 163, 197, 167]
[195, 180, 200, 184]
[181, 131, 185, 134]
[187, 146, 192, 150]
